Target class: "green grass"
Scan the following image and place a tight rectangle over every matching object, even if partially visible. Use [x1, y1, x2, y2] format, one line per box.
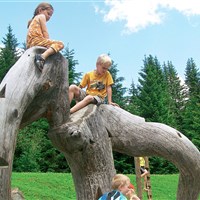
[128, 174, 178, 200]
[12, 173, 200, 200]
[12, 173, 76, 200]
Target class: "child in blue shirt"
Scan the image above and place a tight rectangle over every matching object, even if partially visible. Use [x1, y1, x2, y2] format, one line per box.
[98, 174, 140, 200]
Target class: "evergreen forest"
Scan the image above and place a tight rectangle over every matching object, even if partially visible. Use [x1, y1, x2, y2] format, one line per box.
[1, 25, 199, 174]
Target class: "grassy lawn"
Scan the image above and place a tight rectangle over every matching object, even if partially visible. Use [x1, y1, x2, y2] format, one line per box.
[12, 173, 76, 200]
[11, 173, 200, 200]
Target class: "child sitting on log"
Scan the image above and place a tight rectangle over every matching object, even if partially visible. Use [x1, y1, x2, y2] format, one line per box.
[26, 2, 64, 72]
[68, 54, 119, 114]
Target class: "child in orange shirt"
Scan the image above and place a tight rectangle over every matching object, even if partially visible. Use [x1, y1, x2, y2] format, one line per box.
[26, 2, 64, 72]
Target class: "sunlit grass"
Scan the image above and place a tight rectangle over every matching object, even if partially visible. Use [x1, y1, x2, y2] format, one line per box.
[12, 173, 76, 200]
[12, 173, 200, 200]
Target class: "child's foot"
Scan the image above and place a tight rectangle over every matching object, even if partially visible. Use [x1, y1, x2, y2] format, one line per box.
[35, 54, 45, 72]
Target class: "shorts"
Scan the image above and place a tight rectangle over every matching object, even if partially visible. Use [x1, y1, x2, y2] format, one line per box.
[75, 89, 104, 105]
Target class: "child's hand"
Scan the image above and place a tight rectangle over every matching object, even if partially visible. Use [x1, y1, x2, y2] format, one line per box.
[126, 189, 140, 200]
[108, 102, 120, 107]
[126, 188, 134, 198]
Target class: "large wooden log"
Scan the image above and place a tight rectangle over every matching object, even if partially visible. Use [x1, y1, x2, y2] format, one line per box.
[0, 47, 69, 199]
[49, 104, 200, 200]
[101, 105, 200, 200]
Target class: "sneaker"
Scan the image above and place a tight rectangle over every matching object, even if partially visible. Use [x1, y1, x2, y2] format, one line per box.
[35, 54, 45, 72]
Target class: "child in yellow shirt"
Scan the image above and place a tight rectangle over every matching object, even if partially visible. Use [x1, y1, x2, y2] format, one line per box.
[69, 54, 119, 114]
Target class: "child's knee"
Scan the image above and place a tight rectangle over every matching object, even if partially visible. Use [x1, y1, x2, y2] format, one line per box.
[69, 84, 77, 91]
[59, 42, 64, 50]
[69, 85, 80, 96]
[84, 95, 95, 103]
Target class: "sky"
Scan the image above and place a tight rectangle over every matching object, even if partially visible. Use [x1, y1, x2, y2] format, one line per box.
[1, 0, 200, 89]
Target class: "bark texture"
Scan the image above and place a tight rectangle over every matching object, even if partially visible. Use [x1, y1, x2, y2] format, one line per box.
[49, 104, 200, 200]
[0, 48, 200, 200]
[0, 47, 69, 199]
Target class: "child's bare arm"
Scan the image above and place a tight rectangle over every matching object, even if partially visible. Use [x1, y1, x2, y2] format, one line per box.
[106, 85, 119, 106]
[39, 14, 49, 39]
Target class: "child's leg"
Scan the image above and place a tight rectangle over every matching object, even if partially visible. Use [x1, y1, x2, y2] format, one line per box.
[140, 167, 148, 178]
[41, 47, 55, 60]
[40, 41, 64, 60]
[29, 37, 64, 54]
[70, 95, 95, 114]
[32, 38, 64, 72]
[143, 175, 148, 191]
[35, 48, 56, 72]
[141, 169, 148, 178]
[68, 85, 81, 104]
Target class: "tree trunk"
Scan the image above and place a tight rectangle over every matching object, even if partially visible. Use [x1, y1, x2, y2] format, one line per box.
[0, 48, 200, 200]
[0, 47, 69, 199]
[49, 105, 116, 200]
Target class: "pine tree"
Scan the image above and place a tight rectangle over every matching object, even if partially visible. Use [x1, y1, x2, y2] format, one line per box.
[163, 61, 187, 130]
[137, 55, 173, 124]
[62, 46, 82, 85]
[182, 58, 200, 150]
[125, 81, 140, 115]
[137, 55, 179, 173]
[0, 25, 20, 82]
[185, 58, 200, 96]
[108, 59, 127, 108]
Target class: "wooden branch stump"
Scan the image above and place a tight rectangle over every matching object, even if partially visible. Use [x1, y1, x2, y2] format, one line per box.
[0, 46, 69, 199]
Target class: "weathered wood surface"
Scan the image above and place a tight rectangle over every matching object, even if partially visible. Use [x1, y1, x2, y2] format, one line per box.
[0, 46, 69, 199]
[0, 47, 200, 200]
[49, 104, 200, 200]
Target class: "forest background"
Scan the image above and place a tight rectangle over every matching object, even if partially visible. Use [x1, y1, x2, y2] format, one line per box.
[0, 25, 199, 174]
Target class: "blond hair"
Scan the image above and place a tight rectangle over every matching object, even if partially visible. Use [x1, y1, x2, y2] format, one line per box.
[96, 54, 112, 67]
[111, 174, 130, 190]
[27, 2, 54, 28]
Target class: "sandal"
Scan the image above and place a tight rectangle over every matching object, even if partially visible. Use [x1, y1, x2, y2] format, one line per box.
[35, 54, 45, 72]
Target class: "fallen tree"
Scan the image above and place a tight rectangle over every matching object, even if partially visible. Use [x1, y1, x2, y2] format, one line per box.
[0, 47, 200, 200]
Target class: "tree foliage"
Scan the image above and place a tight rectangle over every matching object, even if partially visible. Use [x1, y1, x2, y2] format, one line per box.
[108, 59, 127, 108]
[62, 45, 82, 85]
[182, 58, 200, 150]
[125, 81, 140, 115]
[0, 25, 20, 82]
[137, 55, 173, 125]
[13, 119, 70, 172]
[163, 61, 187, 130]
